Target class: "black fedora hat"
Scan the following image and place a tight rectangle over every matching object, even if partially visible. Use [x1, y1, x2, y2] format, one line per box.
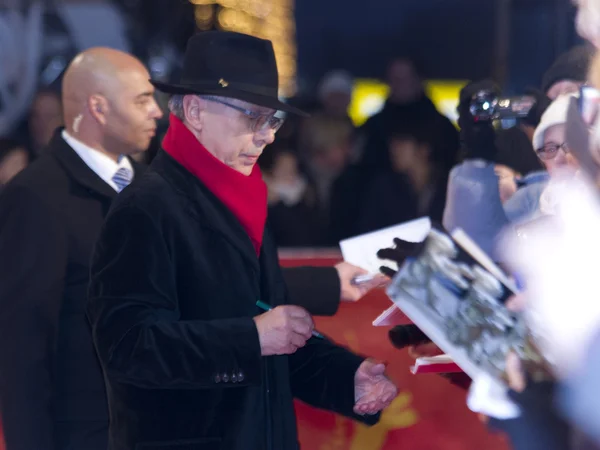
[150, 31, 307, 116]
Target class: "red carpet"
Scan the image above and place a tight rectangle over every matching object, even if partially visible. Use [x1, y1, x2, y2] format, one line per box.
[0, 251, 510, 450]
[282, 252, 510, 450]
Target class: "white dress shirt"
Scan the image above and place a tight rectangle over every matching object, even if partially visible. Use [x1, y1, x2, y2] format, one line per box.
[62, 130, 133, 192]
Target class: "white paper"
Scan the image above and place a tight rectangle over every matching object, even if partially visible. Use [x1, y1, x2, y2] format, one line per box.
[339, 217, 431, 274]
[414, 354, 454, 366]
[372, 304, 412, 327]
[467, 374, 521, 420]
[410, 354, 455, 374]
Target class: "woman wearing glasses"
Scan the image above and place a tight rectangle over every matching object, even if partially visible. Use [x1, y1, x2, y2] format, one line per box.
[532, 94, 580, 217]
[503, 93, 580, 224]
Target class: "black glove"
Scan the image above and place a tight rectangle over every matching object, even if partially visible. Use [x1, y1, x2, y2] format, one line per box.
[457, 79, 500, 161]
[377, 237, 430, 349]
[376, 237, 425, 278]
[388, 324, 431, 349]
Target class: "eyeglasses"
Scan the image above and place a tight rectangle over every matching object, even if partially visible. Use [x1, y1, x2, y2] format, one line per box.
[203, 96, 284, 133]
[535, 142, 570, 161]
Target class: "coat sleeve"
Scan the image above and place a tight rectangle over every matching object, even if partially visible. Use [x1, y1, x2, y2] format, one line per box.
[281, 266, 341, 316]
[288, 338, 380, 426]
[0, 185, 68, 450]
[86, 205, 262, 390]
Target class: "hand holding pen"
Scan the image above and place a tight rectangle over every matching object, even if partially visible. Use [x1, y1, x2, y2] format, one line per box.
[253, 301, 323, 357]
[350, 273, 391, 291]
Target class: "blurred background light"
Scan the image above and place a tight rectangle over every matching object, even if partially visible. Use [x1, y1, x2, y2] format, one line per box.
[192, 0, 297, 97]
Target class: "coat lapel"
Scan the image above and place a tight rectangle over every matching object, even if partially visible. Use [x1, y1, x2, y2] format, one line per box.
[151, 151, 260, 272]
[51, 129, 147, 199]
[51, 130, 117, 200]
[130, 160, 147, 181]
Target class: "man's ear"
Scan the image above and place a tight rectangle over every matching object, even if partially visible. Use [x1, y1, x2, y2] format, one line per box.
[183, 95, 206, 131]
[89, 95, 109, 125]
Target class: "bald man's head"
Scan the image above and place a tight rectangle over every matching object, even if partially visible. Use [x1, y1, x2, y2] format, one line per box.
[62, 47, 163, 158]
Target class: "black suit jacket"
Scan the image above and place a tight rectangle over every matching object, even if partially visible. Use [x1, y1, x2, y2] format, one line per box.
[0, 130, 145, 450]
[87, 150, 377, 450]
[282, 266, 341, 316]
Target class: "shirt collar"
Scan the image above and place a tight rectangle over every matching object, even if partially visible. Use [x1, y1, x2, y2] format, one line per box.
[62, 130, 133, 192]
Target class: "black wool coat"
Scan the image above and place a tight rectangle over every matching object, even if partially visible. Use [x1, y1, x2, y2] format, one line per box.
[0, 130, 145, 450]
[87, 150, 379, 450]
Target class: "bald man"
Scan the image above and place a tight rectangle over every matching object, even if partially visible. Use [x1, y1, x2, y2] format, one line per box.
[0, 48, 162, 450]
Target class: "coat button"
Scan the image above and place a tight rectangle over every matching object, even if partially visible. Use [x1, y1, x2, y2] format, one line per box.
[237, 371, 244, 382]
[214, 374, 221, 383]
[222, 373, 229, 383]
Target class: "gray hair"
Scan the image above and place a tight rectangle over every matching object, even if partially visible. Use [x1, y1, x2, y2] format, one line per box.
[168, 94, 230, 120]
[168, 94, 185, 120]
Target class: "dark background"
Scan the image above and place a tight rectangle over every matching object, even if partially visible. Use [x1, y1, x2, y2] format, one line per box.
[113, 0, 584, 96]
[294, 0, 582, 95]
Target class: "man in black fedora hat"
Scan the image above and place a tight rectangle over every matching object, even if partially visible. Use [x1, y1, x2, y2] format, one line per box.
[87, 31, 398, 450]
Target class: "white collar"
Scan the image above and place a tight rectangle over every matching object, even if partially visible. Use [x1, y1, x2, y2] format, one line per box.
[62, 130, 133, 192]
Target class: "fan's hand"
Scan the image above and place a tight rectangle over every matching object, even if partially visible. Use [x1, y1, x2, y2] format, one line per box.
[376, 238, 424, 278]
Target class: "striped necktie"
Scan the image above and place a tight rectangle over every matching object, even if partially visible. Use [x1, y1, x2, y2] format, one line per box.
[112, 167, 133, 192]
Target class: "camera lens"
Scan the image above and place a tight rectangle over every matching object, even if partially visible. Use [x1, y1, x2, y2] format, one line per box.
[469, 91, 498, 121]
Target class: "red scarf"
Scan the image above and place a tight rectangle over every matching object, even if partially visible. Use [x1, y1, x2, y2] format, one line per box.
[162, 114, 267, 255]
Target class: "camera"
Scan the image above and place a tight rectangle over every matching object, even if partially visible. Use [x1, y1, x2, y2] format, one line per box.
[470, 90, 536, 122]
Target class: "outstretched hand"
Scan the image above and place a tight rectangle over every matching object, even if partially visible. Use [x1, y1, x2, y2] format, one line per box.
[354, 359, 398, 415]
[335, 262, 388, 302]
[335, 262, 369, 302]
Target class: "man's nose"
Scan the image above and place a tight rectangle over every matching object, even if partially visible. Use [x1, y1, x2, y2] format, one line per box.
[266, 127, 277, 144]
[555, 149, 568, 165]
[151, 101, 164, 120]
[257, 127, 276, 145]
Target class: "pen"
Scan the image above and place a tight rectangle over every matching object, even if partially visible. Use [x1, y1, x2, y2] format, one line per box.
[351, 274, 378, 286]
[256, 300, 324, 339]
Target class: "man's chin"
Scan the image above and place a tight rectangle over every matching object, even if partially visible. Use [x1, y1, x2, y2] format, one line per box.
[239, 165, 254, 176]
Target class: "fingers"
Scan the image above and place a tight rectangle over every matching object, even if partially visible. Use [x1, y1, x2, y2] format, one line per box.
[334, 262, 369, 280]
[364, 362, 386, 376]
[505, 293, 526, 312]
[354, 396, 381, 415]
[354, 387, 397, 415]
[352, 266, 369, 276]
[408, 342, 443, 359]
[354, 403, 379, 415]
[506, 352, 526, 393]
[290, 317, 313, 339]
[344, 282, 365, 300]
[376, 247, 399, 260]
[290, 331, 309, 349]
[392, 238, 420, 252]
[282, 305, 311, 319]
[284, 306, 313, 341]
[379, 266, 397, 278]
[358, 359, 387, 377]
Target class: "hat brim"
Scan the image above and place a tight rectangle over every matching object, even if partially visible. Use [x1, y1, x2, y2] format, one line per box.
[532, 93, 578, 150]
[150, 80, 309, 117]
